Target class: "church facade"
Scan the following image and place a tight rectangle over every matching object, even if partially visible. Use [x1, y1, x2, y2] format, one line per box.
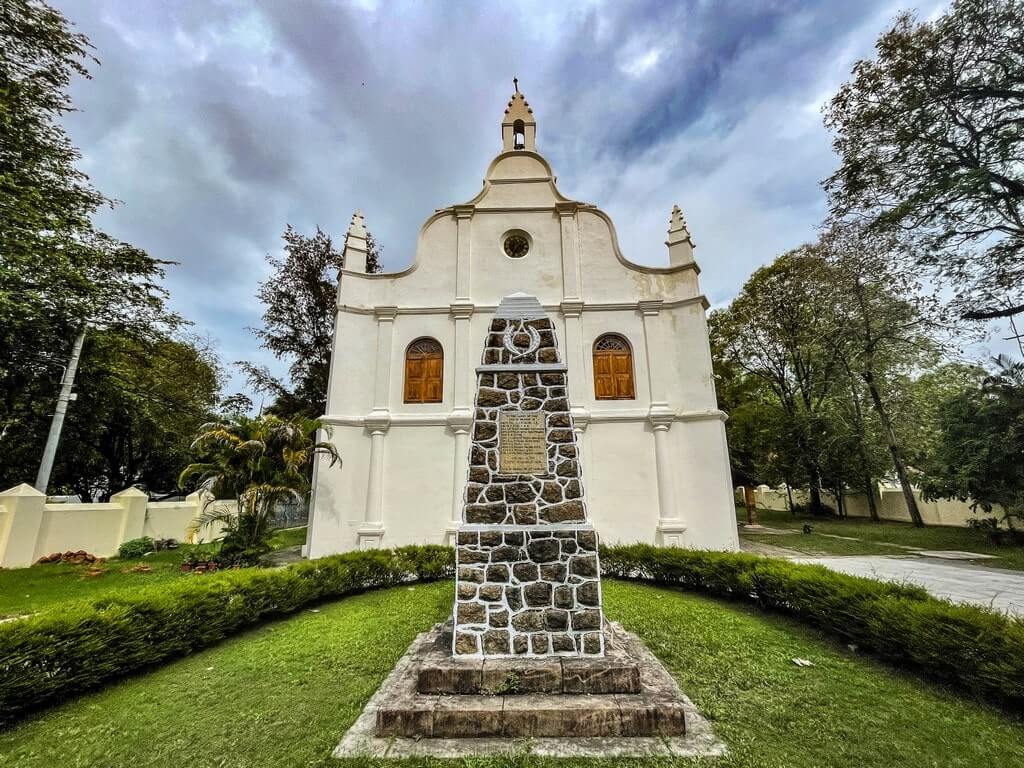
[306, 88, 739, 557]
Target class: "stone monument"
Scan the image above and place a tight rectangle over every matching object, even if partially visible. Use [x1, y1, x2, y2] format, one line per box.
[337, 295, 701, 752]
[452, 293, 604, 657]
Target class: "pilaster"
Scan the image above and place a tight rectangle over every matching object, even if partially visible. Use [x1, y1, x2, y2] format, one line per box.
[560, 299, 588, 420]
[556, 202, 582, 301]
[111, 487, 148, 544]
[450, 301, 475, 410]
[371, 306, 398, 412]
[648, 412, 685, 546]
[359, 413, 391, 550]
[445, 411, 473, 544]
[454, 206, 474, 302]
[638, 300, 668, 408]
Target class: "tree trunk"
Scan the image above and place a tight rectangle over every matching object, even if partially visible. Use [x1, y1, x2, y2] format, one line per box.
[807, 477, 823, 515]
[863, 474, 879, 522]
[744, 486, 759, 525]
[785, 481, 795, 515]
[862, 372, 924, 527]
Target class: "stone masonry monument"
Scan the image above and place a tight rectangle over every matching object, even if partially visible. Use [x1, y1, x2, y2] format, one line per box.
[339, 295, 697, 749]
[453, 293, 604, 657]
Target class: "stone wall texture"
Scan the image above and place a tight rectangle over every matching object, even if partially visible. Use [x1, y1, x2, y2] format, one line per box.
[454, 301, 605, 657]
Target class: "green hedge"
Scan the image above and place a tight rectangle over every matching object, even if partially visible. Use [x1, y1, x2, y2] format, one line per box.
[601, 544, 1024, 709]
[0, 545, 453, 726]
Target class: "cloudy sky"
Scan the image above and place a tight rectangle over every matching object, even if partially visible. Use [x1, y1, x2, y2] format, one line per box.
[54, 0, 971, 399]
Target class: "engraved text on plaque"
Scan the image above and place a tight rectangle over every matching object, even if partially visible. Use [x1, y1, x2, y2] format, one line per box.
[498, 411, 547, 474]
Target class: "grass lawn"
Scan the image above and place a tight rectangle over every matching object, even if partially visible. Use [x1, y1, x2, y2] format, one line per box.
[739, 507, 1024, 570]
[0, 527, 308, 618]
[2, 580, 1021, 767]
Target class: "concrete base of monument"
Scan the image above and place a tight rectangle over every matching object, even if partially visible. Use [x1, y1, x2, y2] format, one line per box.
[333, 621, 726, 759]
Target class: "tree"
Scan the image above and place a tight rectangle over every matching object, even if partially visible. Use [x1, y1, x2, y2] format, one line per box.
[920, 356, 1024, 525]
[243, 225, 381, 419]
[824, 0, 1024, 322]
[0, 330, 223, 500]
[1, 1, 183, 491]
[180, 414, 340, 563]
[816, 224, 957, 526]
[712, 251, 848, 515]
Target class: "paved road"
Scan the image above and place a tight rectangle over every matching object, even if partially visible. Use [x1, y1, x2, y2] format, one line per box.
[793, 556, 1024, 616]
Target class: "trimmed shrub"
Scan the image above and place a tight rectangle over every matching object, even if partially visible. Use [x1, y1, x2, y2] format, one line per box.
[601, 544, 1024, 710]
[0, 545, 454, 726]
[117, 537, 155, 559]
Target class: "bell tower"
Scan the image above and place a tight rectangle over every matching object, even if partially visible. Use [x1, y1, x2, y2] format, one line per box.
[501, 78, 536, 152]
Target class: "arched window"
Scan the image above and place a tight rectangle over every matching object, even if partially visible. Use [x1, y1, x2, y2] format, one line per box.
[593, 334, 635, 400]
[404, 338, 444, 403]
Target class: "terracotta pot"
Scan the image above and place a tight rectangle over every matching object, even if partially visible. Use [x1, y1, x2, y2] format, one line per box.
[180, 563, 192, 572]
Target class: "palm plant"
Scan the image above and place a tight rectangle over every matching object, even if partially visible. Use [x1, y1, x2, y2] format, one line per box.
[178, 414, 340, 563]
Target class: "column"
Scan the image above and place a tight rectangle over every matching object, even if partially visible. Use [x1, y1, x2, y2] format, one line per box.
[359, 416, 389, 550]
[639, 301, 685, 545]
[454, 205, 473, 302]
[447, 302, 474, 544]
[371, 307, 398, 412]
[450, 302, 474, 410]
[650, 415, 685, 546]
[556, 202, 581, 301]
[560, 300, 587, 412]
[638, 300, 669, 408]
[359, 306, 397, 550]
[0, 483, 46, 569]
[446, 420, 471, 543]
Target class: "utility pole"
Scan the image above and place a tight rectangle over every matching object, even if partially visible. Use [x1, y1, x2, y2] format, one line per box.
[34, 326, 87, 494]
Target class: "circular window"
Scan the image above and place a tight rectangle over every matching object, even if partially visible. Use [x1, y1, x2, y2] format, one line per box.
[503, 232, 530, 259]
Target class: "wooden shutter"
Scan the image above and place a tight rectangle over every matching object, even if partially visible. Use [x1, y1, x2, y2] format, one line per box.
[404, 339, 443, 403]
[593, 335, 635, 400]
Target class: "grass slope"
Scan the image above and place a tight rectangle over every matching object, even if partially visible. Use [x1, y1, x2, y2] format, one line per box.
[740, 508, 1024, 569]
[0, 527, 308, 618]
[2, 580, 1021, 767]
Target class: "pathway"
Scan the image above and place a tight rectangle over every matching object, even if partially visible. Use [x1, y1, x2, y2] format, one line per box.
[793, 555, 1024, 616]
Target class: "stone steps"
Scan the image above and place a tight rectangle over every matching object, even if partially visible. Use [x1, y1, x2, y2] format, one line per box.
[377, 691, 686, 738]
[372, 622, 687, 741]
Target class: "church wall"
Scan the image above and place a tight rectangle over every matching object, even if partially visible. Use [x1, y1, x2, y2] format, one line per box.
[468, 212, 565, 307]
[306, 425, 371, 557]
[670, 418, 740, 550]
[379, 425, 454, 545]
[662, 304, 721, 411]
[582, 422, 661, 544]
[326, 311, 378, 414]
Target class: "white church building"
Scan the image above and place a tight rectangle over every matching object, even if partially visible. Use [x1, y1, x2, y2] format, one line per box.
[306, 88, 739, 557]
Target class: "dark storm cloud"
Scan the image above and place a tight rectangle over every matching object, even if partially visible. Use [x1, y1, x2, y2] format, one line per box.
[50, 0, 949, 397]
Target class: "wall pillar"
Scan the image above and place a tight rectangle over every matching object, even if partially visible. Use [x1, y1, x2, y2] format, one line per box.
[446, 417, 472, 543]
[639, 300, 684, 545]
[0, 483, 46, 568]
[112, 487, 148, 544]
[560, 300, 589, 425]
[359, 306, 397, 550]
[359, 415, 390, 549]
[650, 417, 685, 546]
[454, 205, 474, 302]
[556, 202, 582, 301]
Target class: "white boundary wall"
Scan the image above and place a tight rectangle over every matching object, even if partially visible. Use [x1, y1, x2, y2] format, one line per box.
[750, 484, 998, 527]
[0, 484, 231, 568]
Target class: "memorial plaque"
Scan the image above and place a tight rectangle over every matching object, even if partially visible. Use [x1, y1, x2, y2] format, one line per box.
[498, 411, 547, 474]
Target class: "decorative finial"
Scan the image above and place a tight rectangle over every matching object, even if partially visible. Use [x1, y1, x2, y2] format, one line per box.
[346, 209, 367, 239]
[667, 204, 693, 246]
[513, 77, 519, 94]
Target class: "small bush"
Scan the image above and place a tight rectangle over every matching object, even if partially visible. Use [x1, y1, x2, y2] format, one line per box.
[0, 545, 454, 726]
[117, 537, 155, 559]
[601, 544, 1024, 710]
